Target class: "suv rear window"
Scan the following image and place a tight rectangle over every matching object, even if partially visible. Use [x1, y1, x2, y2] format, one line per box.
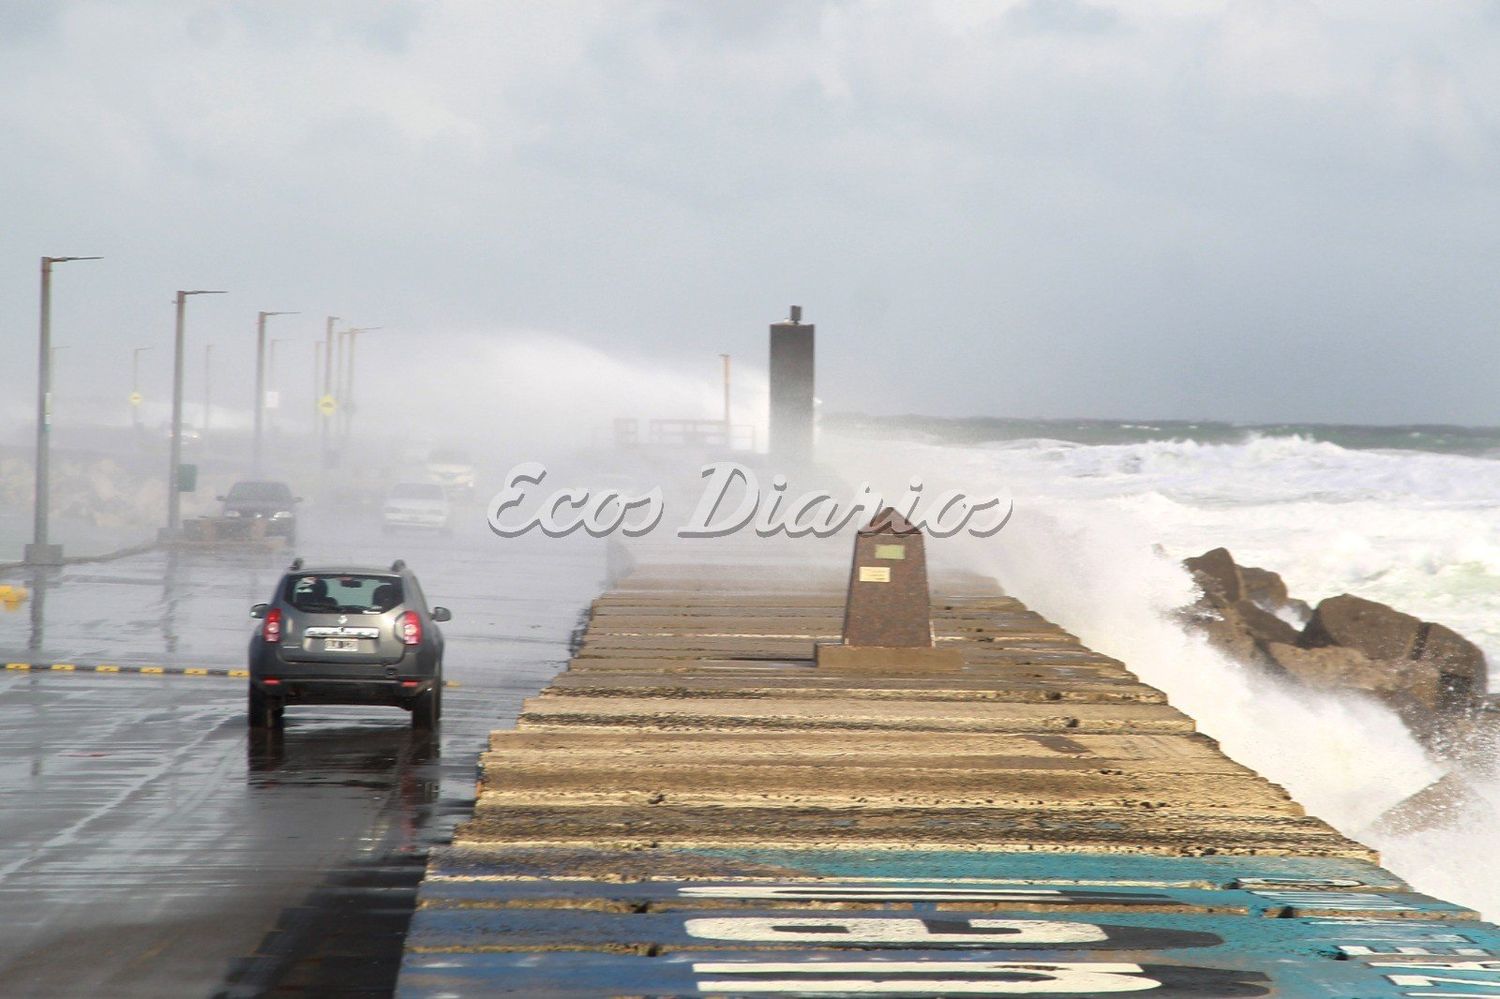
[284, 574, 403, 614]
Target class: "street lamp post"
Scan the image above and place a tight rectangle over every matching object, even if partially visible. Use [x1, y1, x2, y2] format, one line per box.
[253, 311, 297, 474]
[27, 254, 100, 567]
[340, 326, 381, 446]
[132, 346, 153, 432]
[320, 316, 338, 466]
[46, 345, 69, 434]
[166, 289, 227, 538]
[337, 329, 350, 438]
[334, 328, 347, 409]
[268, 336, 293, 436]
[312, 340, 324, 434]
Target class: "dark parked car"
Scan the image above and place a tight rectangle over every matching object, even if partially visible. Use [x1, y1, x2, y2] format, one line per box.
[247, 558, 450, 729]
[218, 480, 301, 543]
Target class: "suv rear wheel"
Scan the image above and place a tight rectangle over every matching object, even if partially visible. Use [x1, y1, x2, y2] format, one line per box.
[248, 684, 283, 728]
[411, 677, 442, 730]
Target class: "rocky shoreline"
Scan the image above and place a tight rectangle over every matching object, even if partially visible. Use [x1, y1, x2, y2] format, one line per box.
[1180, 547, 1491, 764]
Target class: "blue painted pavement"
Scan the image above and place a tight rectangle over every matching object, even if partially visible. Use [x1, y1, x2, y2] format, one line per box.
[399, 850, 1500, 997]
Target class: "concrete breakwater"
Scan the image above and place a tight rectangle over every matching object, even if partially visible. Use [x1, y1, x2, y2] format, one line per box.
[399, 556, 1500, 997]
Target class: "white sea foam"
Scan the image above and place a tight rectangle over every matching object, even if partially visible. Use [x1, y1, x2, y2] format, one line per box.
[825, 430, 1500, 918]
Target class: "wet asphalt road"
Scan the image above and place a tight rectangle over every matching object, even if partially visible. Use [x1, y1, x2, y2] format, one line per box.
[0, 515, 604, 997]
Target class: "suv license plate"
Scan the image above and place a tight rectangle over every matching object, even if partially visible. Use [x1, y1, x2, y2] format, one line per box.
[324, 638, 359, 652]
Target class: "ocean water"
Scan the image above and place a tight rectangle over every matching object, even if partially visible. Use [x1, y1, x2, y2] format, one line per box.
[823, 417, 1500, 919]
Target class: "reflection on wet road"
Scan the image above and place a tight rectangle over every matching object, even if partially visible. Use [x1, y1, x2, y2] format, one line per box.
[0, 519, 602, 997]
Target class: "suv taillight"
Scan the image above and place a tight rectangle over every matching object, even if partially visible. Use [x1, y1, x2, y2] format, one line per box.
[263, 607, 282, 643]
[398, 611, 422, 646]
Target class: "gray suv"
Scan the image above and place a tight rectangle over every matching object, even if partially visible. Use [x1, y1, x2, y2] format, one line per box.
[247, 558, 450, 729]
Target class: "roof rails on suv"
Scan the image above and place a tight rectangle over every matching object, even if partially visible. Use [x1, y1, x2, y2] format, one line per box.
[286, 558, 404, 572]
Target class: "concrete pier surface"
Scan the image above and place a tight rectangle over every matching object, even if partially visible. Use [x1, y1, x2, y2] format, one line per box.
[399, 556, 1500, 997]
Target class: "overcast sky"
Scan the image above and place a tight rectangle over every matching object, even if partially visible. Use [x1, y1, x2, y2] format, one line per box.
[4, 0, 1500, 428]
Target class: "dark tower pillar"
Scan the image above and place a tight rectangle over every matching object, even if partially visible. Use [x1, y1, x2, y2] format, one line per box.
[768, 305, 814, 465]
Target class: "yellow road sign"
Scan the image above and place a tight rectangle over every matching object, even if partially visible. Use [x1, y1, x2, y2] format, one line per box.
[129, 391, 143, 406]
[318, 394, 337, 416]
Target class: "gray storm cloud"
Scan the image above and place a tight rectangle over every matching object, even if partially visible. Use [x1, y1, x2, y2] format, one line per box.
[2, 0, 1498, 428]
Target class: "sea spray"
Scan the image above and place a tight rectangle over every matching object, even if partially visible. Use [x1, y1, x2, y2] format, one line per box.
[825, 429, 1497, 917]
[355, 330, 771, 456]
[961, 503, 1439, 825]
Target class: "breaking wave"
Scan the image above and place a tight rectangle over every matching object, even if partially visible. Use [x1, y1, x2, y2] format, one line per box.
[825, 429, 1500, 918]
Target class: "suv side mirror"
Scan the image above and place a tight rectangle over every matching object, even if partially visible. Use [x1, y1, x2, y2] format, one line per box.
[250, 603, 269, 619]
[431, 606, 452, 623]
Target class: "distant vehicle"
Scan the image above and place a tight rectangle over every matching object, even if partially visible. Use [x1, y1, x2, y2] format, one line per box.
[160, 421, 203, 444]
[218, 480, 300, 542]
[247, 558, 449, 729]
[383, 481, 453, 534]
[425, 449, 477, 498]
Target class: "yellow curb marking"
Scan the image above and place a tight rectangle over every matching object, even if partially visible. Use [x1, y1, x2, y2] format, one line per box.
[5, 664, 465, 691]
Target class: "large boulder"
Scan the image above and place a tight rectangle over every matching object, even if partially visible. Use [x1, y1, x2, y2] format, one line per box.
[1181, 550, 1491, 755]
[1184, 600, 1264, 665]
[1297, 595, 1488, 725]
[1415, 622, 1487, 716]
[1300, 594, 1422, 661]
[1234, 599, 1300, 647]
[1184, 547, 1242, 603]
[1240, 565, 1312, 623]
[1185, 547, 1308, 625]
[1239, 565, 1287, 608]
[1182, 548, 1298, 653]
[1262, 641, 1436, 736]
[1264, 641, 1395, 695]
[1372, 770, 1498, 837]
